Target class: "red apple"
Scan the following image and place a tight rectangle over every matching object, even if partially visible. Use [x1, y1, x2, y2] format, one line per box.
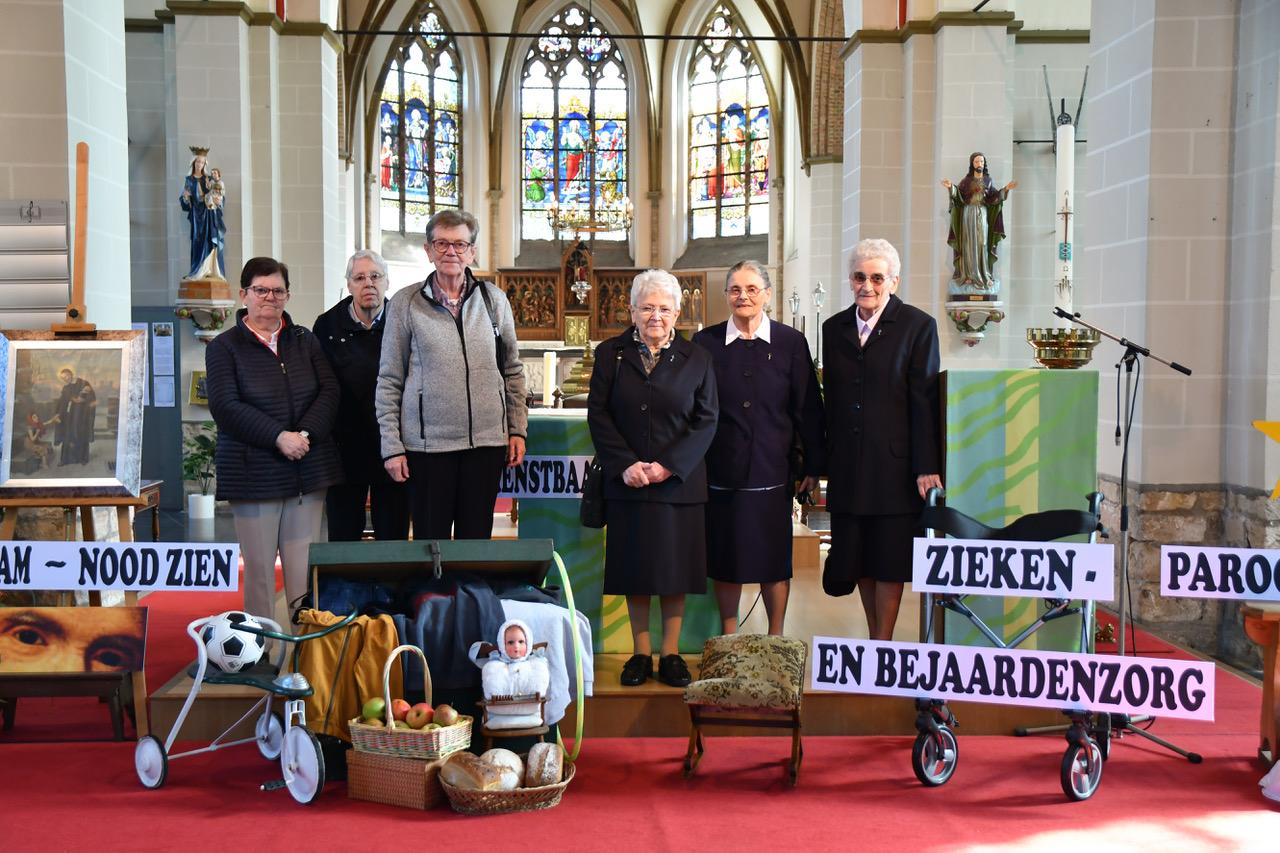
[391, 698, 412, 722]
[406, 702, 434, 729]
[434, 703, 460, 727]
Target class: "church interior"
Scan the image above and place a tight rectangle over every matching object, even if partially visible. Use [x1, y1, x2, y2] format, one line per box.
[2, 0, 1280, 841]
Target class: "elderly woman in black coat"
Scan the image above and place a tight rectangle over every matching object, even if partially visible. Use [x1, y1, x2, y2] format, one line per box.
[693, 260, 824, 636]
[206, 256, 342, 622]
[822, 238, 942, 641]
[588, 269, 718, 688]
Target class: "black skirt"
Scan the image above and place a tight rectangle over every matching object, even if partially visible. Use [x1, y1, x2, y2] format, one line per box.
[705, 486, 793, 584]
[823, 512, 920, 594]
[603, 500, 707, 595]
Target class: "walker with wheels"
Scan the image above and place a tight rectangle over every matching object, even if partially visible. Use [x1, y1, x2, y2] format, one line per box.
[913, 487, 1109, 800]
[133, 610, 357, 804]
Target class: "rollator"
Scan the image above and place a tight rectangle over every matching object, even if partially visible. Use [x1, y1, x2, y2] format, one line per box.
[913, 487, 1109, 801]
[133, 611, 357, 804]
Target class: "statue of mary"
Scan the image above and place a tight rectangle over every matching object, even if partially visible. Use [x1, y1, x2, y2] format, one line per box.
[178, 146, 226, 279]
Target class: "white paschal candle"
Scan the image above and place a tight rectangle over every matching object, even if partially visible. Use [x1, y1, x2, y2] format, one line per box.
[543, 350, 557, 407]
[1054, 122, 1076, 326]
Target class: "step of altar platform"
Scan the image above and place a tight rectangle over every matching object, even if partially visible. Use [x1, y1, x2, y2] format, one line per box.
[149, 650, 1067, 742]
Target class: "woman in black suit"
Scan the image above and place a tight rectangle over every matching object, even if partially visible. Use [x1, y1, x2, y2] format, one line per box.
[822, 239, 942, 640]
[693, 261, 824, 636]
[587, 270, 718, 687]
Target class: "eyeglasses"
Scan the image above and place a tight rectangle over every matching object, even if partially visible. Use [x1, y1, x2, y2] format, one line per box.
[852, 272, 889, 285]
[634, 305, 677, 319]
[430, 239, 474, 255]
[726, 286, 766, 299]
[350, 272, 384, 284]
[246, 286, 288, 300]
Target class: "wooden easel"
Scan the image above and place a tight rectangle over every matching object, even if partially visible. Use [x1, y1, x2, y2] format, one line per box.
[0, 142, 150, 738]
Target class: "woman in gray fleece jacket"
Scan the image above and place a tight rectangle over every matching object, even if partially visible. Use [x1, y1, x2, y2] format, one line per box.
[376, 209, 528, 539]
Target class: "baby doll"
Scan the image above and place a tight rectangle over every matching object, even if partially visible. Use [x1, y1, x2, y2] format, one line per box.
[205, 168, 225, 209]
[469, 618, 551, 701]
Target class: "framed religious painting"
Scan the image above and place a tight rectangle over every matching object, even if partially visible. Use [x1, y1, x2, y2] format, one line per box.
[0, 330, 146, 496]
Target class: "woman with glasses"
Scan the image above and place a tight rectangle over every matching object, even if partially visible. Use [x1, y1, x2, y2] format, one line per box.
[376, 209, 528, 540]
[821, 238, 942, 641]
[206, 256, 343, 623]
[692, 260, 824, 636]
[312, 249, 409, 540]
[588, 270, 718, 687]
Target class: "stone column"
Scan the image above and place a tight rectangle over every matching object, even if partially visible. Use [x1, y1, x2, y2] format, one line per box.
[246, 23, 281, 263]
[277, 30, 344, 321]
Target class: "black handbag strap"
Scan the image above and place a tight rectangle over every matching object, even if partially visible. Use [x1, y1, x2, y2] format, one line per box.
[476, 281, 506, 374]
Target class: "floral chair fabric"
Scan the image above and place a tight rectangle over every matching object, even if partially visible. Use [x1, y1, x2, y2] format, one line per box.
[684, 634, 806, 710]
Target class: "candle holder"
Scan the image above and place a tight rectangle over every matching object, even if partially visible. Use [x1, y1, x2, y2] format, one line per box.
[1026, 326, 1101, 369]
[812, 280, 826, 369]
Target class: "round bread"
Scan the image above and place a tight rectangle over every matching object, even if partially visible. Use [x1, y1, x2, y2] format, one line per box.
[441, 751, 505, 791]
[481, 748, 523, 790]
[524, 741, 563, 787]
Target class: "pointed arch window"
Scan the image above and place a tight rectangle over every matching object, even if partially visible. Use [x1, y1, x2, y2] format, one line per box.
[520, 4, 629, 242]
[377, 2, 461, 238]
[688, 4, 770, 239]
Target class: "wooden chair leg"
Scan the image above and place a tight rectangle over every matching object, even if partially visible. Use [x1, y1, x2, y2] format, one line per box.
[684, 722, 704, 777]
[789, 725, 803, 786]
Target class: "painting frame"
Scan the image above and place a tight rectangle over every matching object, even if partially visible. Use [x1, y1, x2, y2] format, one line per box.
[0, 330, 145, 496]
[189, 370, 208, 405]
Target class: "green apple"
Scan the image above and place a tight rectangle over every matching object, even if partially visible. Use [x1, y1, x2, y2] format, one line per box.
[361, 696, 387, 721]
[423, 722, 442, 730]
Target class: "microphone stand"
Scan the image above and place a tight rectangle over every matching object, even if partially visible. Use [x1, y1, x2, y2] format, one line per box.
[1051, 307, 1201, 763]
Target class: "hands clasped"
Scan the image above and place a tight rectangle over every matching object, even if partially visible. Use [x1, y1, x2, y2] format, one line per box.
[276, 430, 310, 461]
[622, 460, 672, 488]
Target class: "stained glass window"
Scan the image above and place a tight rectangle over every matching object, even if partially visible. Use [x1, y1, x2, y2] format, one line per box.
[688, 4, 770, 239]
[520, 4, 629, 242]
[378, 3, 460, 238]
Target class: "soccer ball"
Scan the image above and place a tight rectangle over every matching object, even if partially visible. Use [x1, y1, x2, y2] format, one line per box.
[201, 611, 266, 673]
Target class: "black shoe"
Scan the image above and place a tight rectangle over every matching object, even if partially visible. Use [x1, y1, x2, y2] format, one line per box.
[621, 654, 652, 686]
[657, 654, 692, 688]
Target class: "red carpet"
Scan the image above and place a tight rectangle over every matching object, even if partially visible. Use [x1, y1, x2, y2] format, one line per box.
[0, 733, 1277, 851]
[3, 590, 1279, 849]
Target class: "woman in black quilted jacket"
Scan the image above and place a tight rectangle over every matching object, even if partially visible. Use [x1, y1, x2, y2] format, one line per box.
[206, 256, 342, 623]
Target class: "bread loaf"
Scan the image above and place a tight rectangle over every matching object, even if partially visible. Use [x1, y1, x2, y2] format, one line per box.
[524, 742, 563, 787]
[441, 752, 505, 791]
[480, 748, 523, 791]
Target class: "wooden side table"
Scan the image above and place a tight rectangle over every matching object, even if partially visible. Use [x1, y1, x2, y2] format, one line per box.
[1242, 603, 1280, 765]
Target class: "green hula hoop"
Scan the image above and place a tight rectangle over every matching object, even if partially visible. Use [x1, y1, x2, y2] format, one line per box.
[548, 550, 585, 761]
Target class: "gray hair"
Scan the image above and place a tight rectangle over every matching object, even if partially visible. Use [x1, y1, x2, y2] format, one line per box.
[848, 238, 901, 280]
[725, 259, 772, 291]
[345, 249, 388, 281]
[630, 269, 683, 311]
[425, 209, 479, 244]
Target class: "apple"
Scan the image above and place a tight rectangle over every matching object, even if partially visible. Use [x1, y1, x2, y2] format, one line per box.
[406, 702, 434, 729]
[391, 698, 412, 722]
[434, 703, 460, 727]
[392, 720, 413, 729]
[423, 723, 442, 730]
[361, 697, 387, 721]
[361, 717, 383, 727]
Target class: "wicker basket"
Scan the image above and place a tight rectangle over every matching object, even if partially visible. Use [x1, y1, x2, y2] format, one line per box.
[440, 761, 575, 816]
[347, 750, 446, 810]
[348, 644, 473, 760]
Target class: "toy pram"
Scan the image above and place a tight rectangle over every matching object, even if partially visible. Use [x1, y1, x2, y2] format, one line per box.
[133, 611, 357, 804]
[913, 487, 1111, 800]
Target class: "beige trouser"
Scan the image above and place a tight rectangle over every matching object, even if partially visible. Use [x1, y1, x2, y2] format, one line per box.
[230, 491, 325, 625]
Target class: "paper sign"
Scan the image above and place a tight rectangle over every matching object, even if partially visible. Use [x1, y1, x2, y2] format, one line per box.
[498, 455, 592, 499]
[0, 541, 239, 591]
[811, 636, 1214, 721]
[1161, 545, 1280, 601]
[913, 537, 1114, 600]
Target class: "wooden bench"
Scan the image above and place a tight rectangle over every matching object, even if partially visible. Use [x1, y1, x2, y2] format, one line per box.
[1242, 602, 1280, 765]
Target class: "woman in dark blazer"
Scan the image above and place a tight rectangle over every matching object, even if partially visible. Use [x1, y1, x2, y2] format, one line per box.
[822, 238, 942, 641]
[693, 260, 824, 636]
[588, 269, 718, 687]
[206, 256, 343, 622]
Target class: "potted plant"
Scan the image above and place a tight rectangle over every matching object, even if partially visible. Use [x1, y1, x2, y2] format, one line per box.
[183, 422, 217, 519]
